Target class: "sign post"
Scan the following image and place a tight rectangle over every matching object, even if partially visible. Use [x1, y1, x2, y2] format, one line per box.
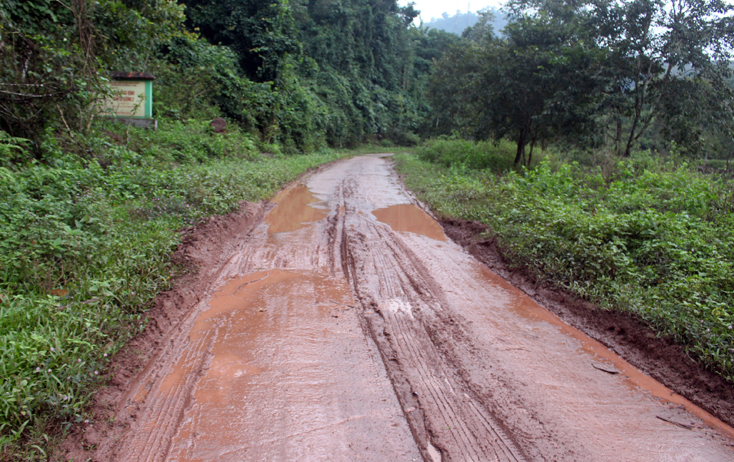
[102, 72, 157, 129]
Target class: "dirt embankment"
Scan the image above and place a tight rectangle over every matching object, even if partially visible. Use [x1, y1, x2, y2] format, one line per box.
[441, 218, 734, 429]
[61, 201, 267, 459]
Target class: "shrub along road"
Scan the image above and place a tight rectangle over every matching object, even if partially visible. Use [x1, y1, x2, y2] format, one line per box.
[65, 155, 734, 461]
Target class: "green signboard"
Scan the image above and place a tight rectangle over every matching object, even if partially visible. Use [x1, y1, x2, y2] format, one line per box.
[103, 72, 155, 119]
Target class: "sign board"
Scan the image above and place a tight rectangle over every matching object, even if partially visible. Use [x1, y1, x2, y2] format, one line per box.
[102, 72, 155, 119]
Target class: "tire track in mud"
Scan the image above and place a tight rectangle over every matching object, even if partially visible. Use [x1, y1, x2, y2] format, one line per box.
[110, 288, 218, 462]
[338, 194, 526, 462]
[103, 208, 273, 462]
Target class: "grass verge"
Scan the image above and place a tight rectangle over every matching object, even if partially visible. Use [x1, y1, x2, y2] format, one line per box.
[0, 119, 350, 458]
[395, 143, 734, 384]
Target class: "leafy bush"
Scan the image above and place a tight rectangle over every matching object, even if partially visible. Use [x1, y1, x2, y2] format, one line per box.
[416, 137, 519, 172]
[127, 118, 258, 164]
[396, 144, 734, 382]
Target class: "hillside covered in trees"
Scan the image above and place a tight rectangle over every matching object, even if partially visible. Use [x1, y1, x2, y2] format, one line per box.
[2, 0, 732, 158]
[0, 0, 463, 155]
[423, 8, 509, 35]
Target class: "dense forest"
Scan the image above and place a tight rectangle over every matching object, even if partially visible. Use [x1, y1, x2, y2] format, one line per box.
[0, 0, 462, 154]
[2, 0, 734, 457]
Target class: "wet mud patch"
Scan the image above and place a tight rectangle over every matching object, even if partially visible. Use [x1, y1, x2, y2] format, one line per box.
[266, 183, 328, 234]
[440, 217, 734, 429]
[156, 269, 416, 461]
[59, 160, 348, 460]
[372, 203, 447, 241]
[62, 155, 734, 461]
[61, 201, 267, 461]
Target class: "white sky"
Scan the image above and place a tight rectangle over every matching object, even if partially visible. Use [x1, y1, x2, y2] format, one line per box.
[400, 0, 505, 23]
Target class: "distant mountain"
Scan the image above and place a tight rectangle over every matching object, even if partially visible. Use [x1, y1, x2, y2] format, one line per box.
[423, 8, 508, 36]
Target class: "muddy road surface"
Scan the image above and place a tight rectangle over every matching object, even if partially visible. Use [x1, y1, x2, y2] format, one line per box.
[87, 155, 734, 461]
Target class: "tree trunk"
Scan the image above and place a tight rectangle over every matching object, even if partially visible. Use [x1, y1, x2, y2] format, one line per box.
[615, 115, 623, 156]
[514, 130, 526, 166]
[527, 132, 537, 167]
[623, 60, 654, 157]
[623, 125, 635, 157]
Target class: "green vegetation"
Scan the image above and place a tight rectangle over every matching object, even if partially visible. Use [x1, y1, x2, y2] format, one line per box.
[396, 142, 734, 382]
[172, 0, 449, 149]
[429, 0, 734, 164]
[2, 0, 447, 453]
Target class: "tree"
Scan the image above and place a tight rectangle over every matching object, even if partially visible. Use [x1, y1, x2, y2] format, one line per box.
[182, 0, 301, 83]
[509, 0, 734, 156]
[428, 9, 603, 165]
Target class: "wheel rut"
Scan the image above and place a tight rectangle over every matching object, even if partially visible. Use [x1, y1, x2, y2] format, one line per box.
[340, 206, 526, 461]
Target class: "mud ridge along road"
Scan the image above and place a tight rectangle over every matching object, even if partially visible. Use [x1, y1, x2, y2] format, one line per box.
[67, 155, 734, 461]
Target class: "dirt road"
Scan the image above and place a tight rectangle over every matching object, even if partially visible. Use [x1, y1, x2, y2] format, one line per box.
[87, 155, 734, 461]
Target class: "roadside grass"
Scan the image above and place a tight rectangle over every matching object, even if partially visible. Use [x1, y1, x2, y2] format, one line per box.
[0, 119, 348, 458]
[395, 143, 734, 384]
[701, 159, 733, 173]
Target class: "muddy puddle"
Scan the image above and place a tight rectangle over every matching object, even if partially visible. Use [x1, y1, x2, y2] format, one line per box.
[372, 203, 447, 241]
[164, 269, 398, 460]
[265, 183, 327, 234]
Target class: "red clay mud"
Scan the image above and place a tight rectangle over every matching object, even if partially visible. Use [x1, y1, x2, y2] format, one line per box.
[64, 155, 734, 462]
[265, 183, 328, 234]
[372, 204, 447, 242]
[441, 218, 734, 431]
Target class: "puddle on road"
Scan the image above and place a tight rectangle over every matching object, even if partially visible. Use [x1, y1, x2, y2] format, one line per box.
[165, 269, 349, 457]
[475, 264, 734, 440]
[372, 204, 447, 241]
[156, 271, 297, 400]
[159, 269, 418, 460]
[265, 183, 328, 234]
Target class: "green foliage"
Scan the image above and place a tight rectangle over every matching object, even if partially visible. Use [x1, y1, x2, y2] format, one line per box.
[428, 0, 734, 161]
[0, 0, 185, 151]
[2, 0, 442, 157]
[428, 8, 605, 165]
[179, 0, 431, 149]
[505, 0, 734, 157]
[0, 131, 32, 167]
[416, 137, 518, 172]
[0, 119, 347, 454]
[150, 34, 237, 121]
[397, 143, 734, 382]
[183, 0, 301, 82]
[127, 119, 258, 163]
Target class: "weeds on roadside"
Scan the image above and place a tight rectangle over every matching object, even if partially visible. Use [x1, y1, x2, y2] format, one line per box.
[415, 138, 519, 173]
[395, 143, 734, 383]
